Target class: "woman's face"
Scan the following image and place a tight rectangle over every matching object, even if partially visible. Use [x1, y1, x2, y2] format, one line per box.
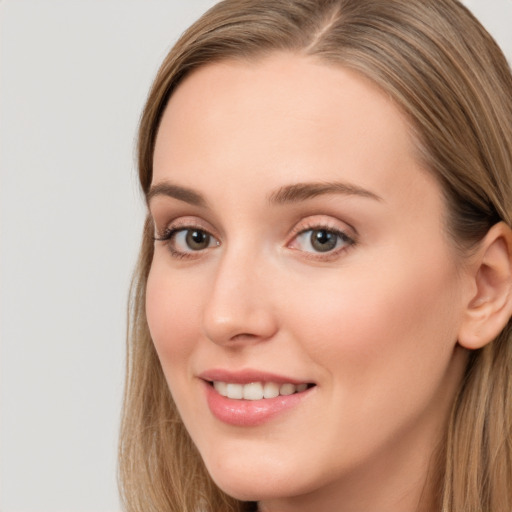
[146, 54, 470, 510]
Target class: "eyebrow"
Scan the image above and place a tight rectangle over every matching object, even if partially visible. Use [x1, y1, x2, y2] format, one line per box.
[268, 181, 382, 204]
[147, 179, 382, 208]
[147, 182, 207, 207]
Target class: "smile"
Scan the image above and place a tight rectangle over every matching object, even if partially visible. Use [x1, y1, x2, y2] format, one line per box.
[202, 377, 316, 426]
[212, 381, 310, 400]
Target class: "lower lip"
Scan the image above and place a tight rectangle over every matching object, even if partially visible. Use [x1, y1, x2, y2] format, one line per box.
[204, 382, 312, 426]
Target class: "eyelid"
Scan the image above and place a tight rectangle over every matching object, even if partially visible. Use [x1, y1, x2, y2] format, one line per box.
[152, 216, 221, 259]
[152, 214, 357, 261]
[288, 215, 357, 241]
[153, 216, 217, 240]
[286, 216, 358, 259]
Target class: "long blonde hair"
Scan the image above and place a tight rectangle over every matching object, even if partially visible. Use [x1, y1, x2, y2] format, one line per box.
[119, 1, 512, 511]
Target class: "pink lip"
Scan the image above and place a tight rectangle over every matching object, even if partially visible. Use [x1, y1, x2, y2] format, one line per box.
[198, 368, 311, 385]
[198, 369, 315, 427]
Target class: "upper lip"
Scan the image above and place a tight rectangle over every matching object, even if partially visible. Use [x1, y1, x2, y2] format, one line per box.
[198, 368, 314, 385]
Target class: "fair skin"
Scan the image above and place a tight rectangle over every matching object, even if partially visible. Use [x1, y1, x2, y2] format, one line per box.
[145, 54, 509, 512]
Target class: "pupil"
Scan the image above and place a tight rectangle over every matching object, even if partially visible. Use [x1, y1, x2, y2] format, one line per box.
[311, 230, 337, 252]
[186, 230, 209, 250]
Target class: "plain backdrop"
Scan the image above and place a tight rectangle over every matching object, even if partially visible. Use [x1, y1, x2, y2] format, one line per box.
[0, 1, 511, 511]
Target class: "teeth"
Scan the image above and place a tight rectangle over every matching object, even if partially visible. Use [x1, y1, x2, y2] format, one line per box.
[226, 383, 243, 399]
[213, 381, 310, 400]
[213, 381, 227, 396]
[279, 383, 296, 396]
[263, 382, 279, 399]
[243, 382, 263, 400]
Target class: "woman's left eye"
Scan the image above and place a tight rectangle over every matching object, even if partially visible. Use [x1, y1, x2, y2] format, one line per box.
[289, 228, 354, 255]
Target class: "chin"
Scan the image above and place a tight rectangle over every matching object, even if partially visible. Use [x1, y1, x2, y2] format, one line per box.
[203, 452, 319, 503]
[204, 456, 278, 500]
[212, 474, 292, 503]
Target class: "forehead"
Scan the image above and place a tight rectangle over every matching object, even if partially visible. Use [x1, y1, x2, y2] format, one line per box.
[152, 53, 434, 213]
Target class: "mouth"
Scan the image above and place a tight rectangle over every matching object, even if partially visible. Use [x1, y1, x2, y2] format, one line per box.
[208, 380, 315, 400]
[198, 369, 316, 425]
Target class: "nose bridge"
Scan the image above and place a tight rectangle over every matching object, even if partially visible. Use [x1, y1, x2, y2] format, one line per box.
[202, 242, 278, 345]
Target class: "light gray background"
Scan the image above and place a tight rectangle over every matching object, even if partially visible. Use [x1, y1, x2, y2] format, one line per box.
[0, 1, 510, 511]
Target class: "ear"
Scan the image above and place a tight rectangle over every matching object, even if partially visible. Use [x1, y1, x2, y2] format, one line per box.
[458, 222, 512, 350]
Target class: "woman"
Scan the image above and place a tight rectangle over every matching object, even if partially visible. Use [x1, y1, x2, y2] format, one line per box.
[119, 0, 512, 511]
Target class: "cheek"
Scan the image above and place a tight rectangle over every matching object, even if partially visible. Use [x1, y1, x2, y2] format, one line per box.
[287, 255, 462, 388]
[145, 260, 202, 367]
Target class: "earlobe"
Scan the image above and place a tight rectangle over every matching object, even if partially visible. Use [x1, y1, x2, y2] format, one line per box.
[458, 222, 512, 350]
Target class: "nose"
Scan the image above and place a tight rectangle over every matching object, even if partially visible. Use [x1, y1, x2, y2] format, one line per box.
[201, 249, 279, 346]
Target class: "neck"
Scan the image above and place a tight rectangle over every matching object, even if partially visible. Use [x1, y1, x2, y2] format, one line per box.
[257, 437, 441, 512]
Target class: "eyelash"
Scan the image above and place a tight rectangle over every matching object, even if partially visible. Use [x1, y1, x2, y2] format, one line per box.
[288, 223, 356, 260]
[153, 225, 219, 260]
[153, 222, 356, 261]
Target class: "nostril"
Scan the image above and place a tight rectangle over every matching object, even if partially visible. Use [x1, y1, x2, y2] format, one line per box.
[230, 332, 259, 342]
[202, 283, 279, 346]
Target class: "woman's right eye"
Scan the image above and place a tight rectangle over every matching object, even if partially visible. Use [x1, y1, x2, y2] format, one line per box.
[155, 227, 220, 257]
